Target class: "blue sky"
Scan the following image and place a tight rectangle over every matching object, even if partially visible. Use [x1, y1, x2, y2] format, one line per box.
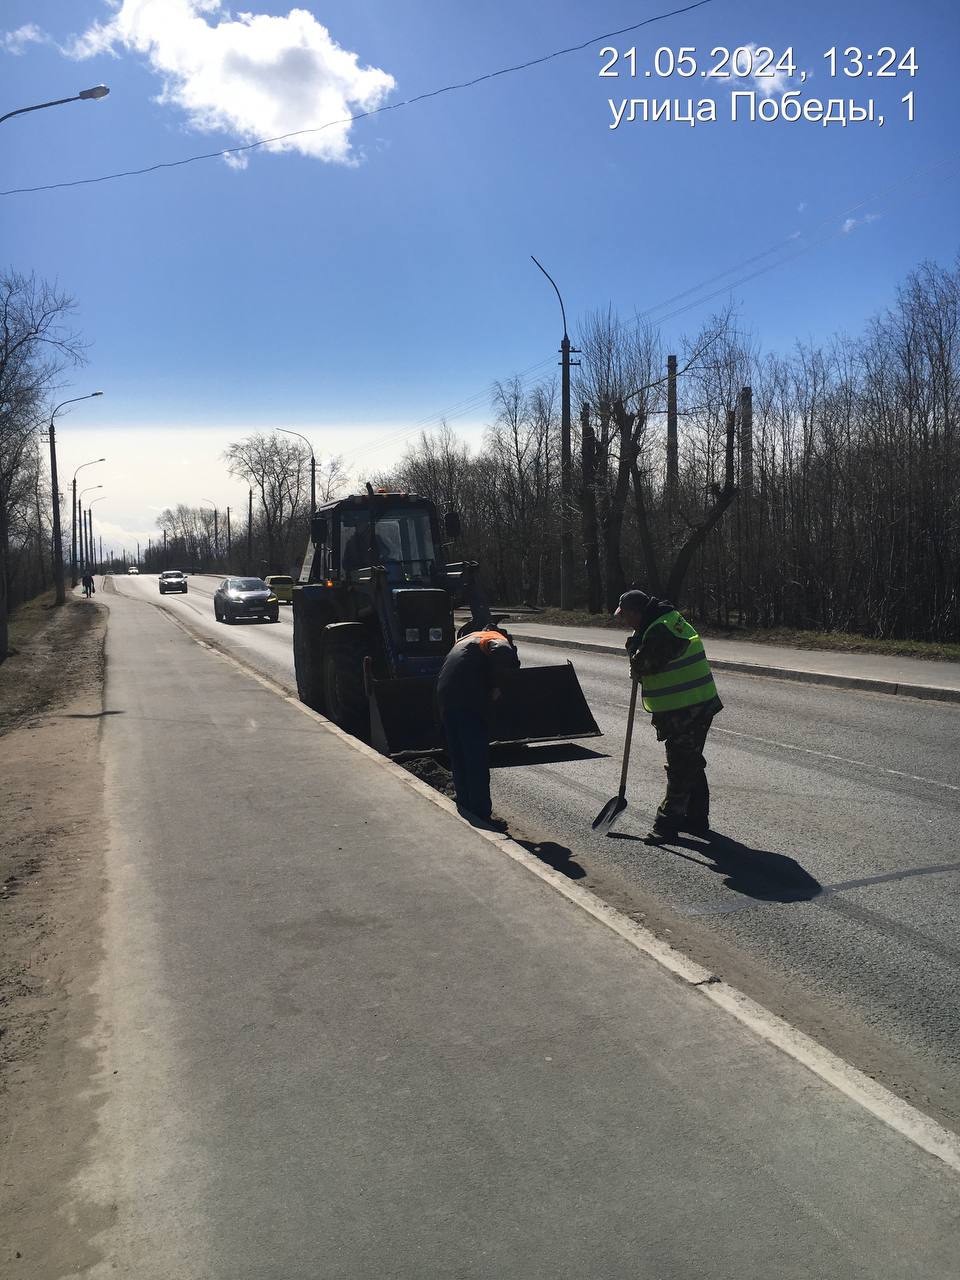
[2, 0, 958, 554]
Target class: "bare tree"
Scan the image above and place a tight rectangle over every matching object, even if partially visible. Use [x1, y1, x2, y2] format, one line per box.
[223, 431, 310, 571]
[0, 271, 86, 661]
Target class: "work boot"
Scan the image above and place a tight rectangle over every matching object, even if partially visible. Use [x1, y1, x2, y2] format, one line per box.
[681, 818, 711, 838]
[479, 815, 509, 833]
[647, 815, 682, 841]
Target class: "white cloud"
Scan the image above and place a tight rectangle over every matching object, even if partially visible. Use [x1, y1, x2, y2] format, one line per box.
[2, 23, 49, 54]
[841, 212, 880, 235]
[797, 201, 807, 213]
[66, 1, 395, 165]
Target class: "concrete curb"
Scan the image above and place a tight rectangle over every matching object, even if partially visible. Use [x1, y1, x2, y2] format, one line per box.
[511, 630, 960, 705]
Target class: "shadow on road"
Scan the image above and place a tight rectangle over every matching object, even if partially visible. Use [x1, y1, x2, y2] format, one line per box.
[491, 743, 609, 768]
[608, 830, 822, 904]
[59, 709, 125, 719]
[514, 838, 587, 881]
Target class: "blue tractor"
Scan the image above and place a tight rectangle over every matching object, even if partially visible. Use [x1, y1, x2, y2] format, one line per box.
[292, 487, 600, 756]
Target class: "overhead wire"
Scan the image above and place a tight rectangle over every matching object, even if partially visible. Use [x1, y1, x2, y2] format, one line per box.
[0, 0, 714, 198]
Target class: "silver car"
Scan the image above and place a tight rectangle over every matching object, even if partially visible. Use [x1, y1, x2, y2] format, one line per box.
[214, 576, 279, 624]
[159, 570, 188, 594]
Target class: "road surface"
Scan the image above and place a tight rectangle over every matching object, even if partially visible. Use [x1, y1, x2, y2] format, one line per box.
[112, 572, 960, 1127]
[65, 577, 960, 1278]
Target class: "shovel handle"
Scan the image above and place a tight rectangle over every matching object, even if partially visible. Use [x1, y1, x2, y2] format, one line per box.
[618, 677, 640, 799]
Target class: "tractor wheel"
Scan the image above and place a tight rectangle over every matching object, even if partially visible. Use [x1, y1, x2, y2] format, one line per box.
[294, 620, 325, 713]
[322, 632, 370, 739]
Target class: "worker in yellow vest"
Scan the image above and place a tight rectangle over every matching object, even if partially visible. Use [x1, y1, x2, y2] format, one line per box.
[614, 589, 723, 840]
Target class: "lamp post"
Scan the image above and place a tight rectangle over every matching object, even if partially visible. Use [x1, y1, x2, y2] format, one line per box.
[88, 497, 107, 575]
[277, 428, 316, 516]
[72, 458, 105, 586]
[201, 499, 220, 563]
[49, 392, 103, 603]
[531, 257, 579, 610]
[0, 85, 109, 127]
[77, 483, 102, 571]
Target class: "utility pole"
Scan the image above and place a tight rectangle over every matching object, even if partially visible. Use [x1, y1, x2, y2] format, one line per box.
[738, 385, 753, 498]
[247, 487, 253, 573]
[666, 354, 679, 503]
[88, 510, 94, 572]
[48, 419, 65, 603]
[162, 527, 167, 568]
[99, 535, 103, 568]
[71, 487, 78, 586]
[226, 507, 232, 562]
[136, 540, 140, 568]
[531, 256, 580, 609]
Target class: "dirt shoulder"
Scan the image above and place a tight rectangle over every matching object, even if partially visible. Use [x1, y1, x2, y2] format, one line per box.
[0, 591, 110, 1275]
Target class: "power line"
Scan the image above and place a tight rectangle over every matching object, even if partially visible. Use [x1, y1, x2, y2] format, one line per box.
[341, 152, 960, 468]
[0, 0, 714, 198]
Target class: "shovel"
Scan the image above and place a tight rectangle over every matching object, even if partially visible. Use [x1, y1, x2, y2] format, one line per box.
[592, 676, 639, 834]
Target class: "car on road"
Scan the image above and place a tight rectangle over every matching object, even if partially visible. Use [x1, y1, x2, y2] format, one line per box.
[263, 574, 294, 604]
[214, 576, 280, 624]
[159, 570, 188, 594]
[127, 566, 139, 575]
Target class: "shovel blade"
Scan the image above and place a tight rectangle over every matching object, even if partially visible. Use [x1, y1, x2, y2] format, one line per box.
[592, 795, 627, 833]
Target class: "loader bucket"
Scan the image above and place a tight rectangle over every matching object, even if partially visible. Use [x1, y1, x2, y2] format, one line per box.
[369, 676, 442, 756]
[368, 661, 600, 757]
[489, 663, 601, 747]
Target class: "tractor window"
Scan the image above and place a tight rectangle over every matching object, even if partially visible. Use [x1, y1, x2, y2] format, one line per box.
[339, 507, 437, 581]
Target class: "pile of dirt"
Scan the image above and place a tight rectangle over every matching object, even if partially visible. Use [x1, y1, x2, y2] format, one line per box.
[402, 753, 456, 799]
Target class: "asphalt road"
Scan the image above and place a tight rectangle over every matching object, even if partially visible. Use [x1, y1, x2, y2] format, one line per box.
[113, 572, 960, 1127]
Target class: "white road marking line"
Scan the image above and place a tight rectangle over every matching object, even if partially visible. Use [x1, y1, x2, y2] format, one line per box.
[712, 726, 960, 792]
[137, 598, 960, 1173]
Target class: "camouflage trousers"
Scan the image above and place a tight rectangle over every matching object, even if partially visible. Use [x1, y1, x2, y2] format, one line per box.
[655, 716, 713, 824]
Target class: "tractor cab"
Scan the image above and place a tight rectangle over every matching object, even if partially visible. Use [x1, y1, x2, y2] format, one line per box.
[301, 492, 455, 589]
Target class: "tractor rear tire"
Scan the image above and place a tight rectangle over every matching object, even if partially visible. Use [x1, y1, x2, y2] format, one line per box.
[322, 632, 370, 739]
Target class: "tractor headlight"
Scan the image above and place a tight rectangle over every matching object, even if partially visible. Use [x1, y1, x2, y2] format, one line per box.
[405, 627, 420, 642]
[429, 627, 443, 642]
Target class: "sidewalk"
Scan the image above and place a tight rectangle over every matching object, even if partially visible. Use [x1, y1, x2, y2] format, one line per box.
[58, 587, 960, 1279]
[504, 618, 960, 702]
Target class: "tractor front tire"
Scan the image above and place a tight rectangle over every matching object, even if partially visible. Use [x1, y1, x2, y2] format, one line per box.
[322, 632, 370, 739]
[294, 623, 325, 713]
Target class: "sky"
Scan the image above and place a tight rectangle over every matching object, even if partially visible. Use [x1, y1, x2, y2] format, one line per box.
[2, 0, 958, 557]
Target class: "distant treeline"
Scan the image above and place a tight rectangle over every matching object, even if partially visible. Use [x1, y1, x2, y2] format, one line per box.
[3, 256, 956, 664]
[374, 257, 959, 642]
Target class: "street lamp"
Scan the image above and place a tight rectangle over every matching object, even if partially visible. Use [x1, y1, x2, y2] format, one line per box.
[0, 85, 110, 126]
[77, 484, 102, 571]
[48, 392, 103, 604]
[201, 499, 220, 562]
[88, 497, 107, 575]
[72, 458, 105, 586]
[277, 428, 316, 516]
[531, 256, 577, 611]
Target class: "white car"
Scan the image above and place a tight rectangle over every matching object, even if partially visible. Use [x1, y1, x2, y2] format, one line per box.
[127, 566, 140, 575]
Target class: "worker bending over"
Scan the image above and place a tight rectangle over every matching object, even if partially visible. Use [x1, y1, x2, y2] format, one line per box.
[615, 589, 722, 840]
[437, 628, 520, 830]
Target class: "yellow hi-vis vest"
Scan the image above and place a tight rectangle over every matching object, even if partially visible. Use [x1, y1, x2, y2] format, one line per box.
[639, 611, 718, 715]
